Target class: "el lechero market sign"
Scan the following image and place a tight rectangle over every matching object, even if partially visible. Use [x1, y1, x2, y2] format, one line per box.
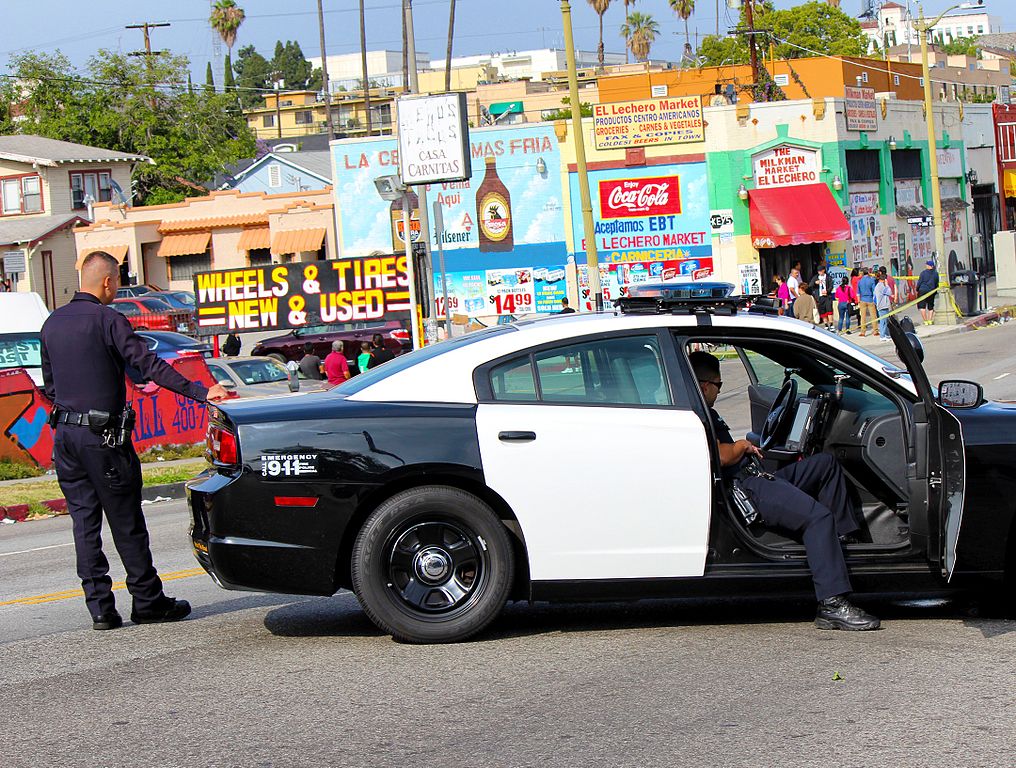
[593, 96, 705, 150]
[752, 145, 820, 189]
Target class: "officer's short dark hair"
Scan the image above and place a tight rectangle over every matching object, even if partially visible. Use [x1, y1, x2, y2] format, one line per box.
[688, 350, 720, 381]
[80, 250, 118, 277]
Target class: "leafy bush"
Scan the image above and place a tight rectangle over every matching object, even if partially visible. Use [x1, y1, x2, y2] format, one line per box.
[0, 462, 45, 481]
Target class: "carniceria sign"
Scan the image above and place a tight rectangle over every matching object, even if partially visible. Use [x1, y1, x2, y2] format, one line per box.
[397, 92, 472, 185]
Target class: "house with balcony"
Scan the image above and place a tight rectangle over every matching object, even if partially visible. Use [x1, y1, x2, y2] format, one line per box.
[0, 135, 149, 308]
[244, 89, 398, 140]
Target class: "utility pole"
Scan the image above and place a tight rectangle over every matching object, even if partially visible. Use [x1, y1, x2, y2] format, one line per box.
[316, 0, 334, 141]
[269, 73, 284, 139]
[744, 1, 759, 87]
[126, 22, 170, 108]
[561, 0, 602, 310]
[404, 0, 435, 336]
[359, 0, 373, 136]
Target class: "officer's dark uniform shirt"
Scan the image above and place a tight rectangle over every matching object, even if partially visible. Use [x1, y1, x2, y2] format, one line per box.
[41, 292, 208, 413]
[709, 407, 746, 480]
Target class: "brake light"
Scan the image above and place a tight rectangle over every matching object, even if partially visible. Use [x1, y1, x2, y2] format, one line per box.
[207, 424, 238, 465]
[389, 329, 409, 341]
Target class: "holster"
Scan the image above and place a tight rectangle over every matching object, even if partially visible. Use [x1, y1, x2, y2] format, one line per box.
[86, 410, 111, 436]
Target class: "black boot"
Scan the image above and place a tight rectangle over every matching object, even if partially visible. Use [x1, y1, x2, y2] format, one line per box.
[131, 596, 191, 625]
[92, 611, 123, 631]
[815, 595, 880, 631]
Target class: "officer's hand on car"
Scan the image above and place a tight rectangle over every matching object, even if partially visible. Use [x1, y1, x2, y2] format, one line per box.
[207, 383, 230, 402]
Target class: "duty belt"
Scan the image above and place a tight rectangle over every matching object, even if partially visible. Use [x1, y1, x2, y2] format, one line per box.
[56, 411, 103, 427]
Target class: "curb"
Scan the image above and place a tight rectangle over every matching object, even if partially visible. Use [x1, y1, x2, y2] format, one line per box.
[0, 481, 187, 523]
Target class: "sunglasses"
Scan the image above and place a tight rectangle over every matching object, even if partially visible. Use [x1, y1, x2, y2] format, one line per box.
[699, 379, 723, 391]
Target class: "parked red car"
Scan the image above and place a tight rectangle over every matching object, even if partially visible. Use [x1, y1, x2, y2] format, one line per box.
[112, 297, 196, 335]
[250, 320, 410, 374]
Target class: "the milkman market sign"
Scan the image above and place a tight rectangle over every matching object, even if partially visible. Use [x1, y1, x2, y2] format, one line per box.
[193, 257, 411, 334]
[752, 145, 820, 188]
[593, 96, 705, 150]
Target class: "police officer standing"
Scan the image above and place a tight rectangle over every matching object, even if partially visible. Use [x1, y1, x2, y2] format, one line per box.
[41, 251, 228, 630]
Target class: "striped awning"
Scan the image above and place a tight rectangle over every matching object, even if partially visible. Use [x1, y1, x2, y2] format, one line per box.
[237, 227, 271, 251]
[271, 227, 326, 256]
[157, 231, 210, 258]
[75, 244, 129, 269]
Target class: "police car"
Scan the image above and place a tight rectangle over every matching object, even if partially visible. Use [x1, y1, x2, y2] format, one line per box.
[188, 283, 1016, 643]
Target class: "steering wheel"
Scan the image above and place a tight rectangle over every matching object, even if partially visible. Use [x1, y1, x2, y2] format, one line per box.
[759, 377, 798, 450]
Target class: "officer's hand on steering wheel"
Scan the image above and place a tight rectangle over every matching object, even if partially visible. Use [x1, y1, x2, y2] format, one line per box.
[207, 383, 230, 402]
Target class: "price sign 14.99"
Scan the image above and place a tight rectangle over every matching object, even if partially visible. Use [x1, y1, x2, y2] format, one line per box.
[486, 268, 535, 316]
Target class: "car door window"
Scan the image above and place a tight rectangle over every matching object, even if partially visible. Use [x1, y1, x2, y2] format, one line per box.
[206, 363, 231, 384]
[490, 335, 671, 406]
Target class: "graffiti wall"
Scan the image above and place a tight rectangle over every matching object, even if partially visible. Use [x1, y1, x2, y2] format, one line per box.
[333, 124, 569, 316]
[0, 357, 216, 469]
[568, 161, 712, 308]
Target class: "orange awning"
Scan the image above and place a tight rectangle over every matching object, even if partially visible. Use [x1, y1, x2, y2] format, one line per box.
[1004, 170, 1016, 199]
[749, 184, 850, 249]
[271, 228, 326, 256]
[237, 227, 271, 251]
[75, 244, 129, 269]
[157, 232, 210, 258]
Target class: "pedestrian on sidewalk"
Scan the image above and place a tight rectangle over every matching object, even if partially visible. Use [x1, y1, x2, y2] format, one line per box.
[793, 283, 819, 326]
[41, 251, 229, 631]
[786, 267, 802, 317]
[324, 340, 351, 385]
[915, 259, 939, 325]
[773, 273, 790, 315]
[811, 263, 834, 330]
[856, 268, 877, 337]
[835, 278, 855, 334]
[297, 342, 323, 380]
[874, 272, 893, 341]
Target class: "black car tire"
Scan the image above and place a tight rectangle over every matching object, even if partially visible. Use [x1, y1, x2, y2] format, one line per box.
[351, 486, 514, 644]
[266, 352, 287, 364]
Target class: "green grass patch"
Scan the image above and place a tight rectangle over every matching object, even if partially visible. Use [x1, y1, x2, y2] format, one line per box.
[0, 459, 207, 507]
[138, 443, 206, 462]
[0, 461, 46, 481]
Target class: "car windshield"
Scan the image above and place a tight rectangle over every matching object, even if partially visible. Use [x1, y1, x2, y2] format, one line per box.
[336, 326, 515, 396]
[168, 292, 195, 306]
[0, 333, 42, 370]
[228, 359, 289, 385]
[812, 324, 914, 385]
[139, 298, 173, 311]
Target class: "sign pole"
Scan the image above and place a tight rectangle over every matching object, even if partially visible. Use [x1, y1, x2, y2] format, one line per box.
[403, 191, 422, 349]
[432, 200, 452, 336]
[561, 0, 602, 311]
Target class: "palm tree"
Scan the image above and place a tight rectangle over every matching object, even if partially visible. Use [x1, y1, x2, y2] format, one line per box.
[669, 0, 695, 58]
[209, 0, 245, 90]
[588, 0, 611, 69]
[620, 12, 659, 63]
[622, 0, 637, 63]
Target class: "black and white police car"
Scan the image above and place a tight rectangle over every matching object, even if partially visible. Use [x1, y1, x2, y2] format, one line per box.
[188, 283, 1016, 643]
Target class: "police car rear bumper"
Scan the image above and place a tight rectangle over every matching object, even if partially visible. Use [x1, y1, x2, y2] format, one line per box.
[186, 471, 339, 597]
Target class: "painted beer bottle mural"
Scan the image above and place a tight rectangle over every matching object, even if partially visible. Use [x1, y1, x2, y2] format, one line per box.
[390, 188, 420, 251]
[476, 155, 513, 252]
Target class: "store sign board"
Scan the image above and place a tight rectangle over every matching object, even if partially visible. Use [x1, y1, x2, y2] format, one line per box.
[752, 145, 820, 188]
[844, 86, 877, 131]
[397, 92, 472, 185]
[936, 147, 963, 178]
[3, 251, 26, 274]
[710, 209, 735, 235]
[592, 96, 705, 150]
[192, 259, 411, 334]
[598, 176, 681, 219]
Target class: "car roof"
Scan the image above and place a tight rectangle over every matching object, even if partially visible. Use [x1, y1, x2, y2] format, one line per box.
[346, 310, 916, 404]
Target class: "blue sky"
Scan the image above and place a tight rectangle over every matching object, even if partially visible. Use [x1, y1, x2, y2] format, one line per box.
[2, 1, 1012, 81]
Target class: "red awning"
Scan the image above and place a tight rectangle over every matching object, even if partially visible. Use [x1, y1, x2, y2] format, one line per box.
[748, 183, 850, 249]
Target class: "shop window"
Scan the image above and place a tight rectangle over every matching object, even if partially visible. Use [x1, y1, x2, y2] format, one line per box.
[248, 248, 272, 266]
[263, 114, 276, 128]
[891, 149, 923, 179]
[167, 252, 211, 281]
[1, 174, 44, 215]
[846, 150, 881, 183]
[70, 170, 112, 210]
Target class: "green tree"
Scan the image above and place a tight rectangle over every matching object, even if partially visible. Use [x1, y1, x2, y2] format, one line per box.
[620, 11, 659, 62]
[232, 44, 272, 107]
[223, 52, 236, 91]
[205, 61, 216, 91]
[3, 49, 255, 205]
[587, 0, 611, 69]
[940, 35, 980, 56]
[540, 97, 593, 121]
[698, 1, 865, 65]
[270, 40, 322, 92]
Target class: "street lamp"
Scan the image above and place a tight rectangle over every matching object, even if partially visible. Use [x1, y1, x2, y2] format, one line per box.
[914, 1, 982, 325]
[374, 173, 422, 350]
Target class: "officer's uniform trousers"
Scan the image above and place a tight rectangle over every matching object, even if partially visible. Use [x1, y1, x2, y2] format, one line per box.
[740, 452, 859, 601]
[54, 423, 163, 617]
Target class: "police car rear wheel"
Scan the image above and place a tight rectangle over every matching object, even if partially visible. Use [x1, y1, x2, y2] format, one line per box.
[351, 486, 514, 643]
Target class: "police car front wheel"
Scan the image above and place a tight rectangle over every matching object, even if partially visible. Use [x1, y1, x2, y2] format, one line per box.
[351, 486, 515, 643]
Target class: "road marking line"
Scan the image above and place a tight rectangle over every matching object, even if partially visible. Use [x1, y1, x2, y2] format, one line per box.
[0, 543, 74, 558]
[994, 372, 1010, 380]
[0, 567, 206, 607]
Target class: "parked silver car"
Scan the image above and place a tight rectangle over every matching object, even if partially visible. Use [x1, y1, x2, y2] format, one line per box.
[204, 356, 300, 398]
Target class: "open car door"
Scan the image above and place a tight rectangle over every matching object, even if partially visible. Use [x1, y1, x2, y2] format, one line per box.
[885, 317, 966, 580]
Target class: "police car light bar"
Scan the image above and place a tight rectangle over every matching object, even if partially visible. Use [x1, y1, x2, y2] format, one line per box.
[618, 281, 746, 315]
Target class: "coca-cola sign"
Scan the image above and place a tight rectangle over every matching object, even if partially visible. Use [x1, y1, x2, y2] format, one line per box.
[598, 176, 682, 219]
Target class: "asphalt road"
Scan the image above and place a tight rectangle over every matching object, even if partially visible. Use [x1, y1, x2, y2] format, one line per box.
[2, 322, 1015, 767]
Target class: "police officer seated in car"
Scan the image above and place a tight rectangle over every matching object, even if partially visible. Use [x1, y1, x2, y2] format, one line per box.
[689, 351, 880, 631]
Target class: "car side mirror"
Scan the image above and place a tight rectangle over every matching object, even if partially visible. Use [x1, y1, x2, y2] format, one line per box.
[904, 331, 924, 364]
[938, 380, 982, 409]
[218, 379, 236, 389]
